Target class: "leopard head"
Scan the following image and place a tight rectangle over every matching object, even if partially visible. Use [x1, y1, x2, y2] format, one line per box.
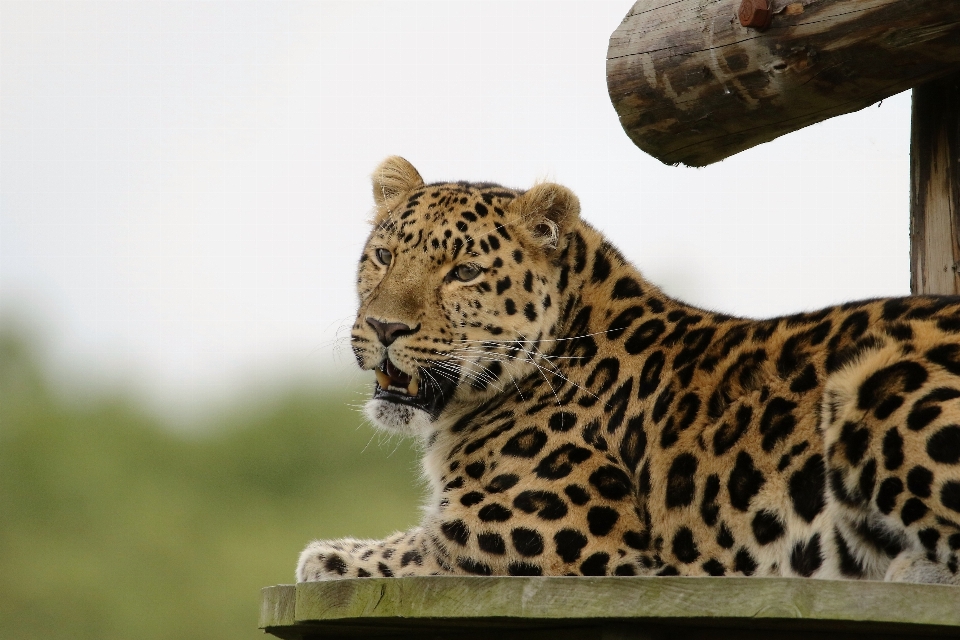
[350, 157, 581, 437]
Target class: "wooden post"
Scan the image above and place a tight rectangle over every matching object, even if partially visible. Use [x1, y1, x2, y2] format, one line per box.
[910, 73, 960, 295]
[607, 1, 960, 298]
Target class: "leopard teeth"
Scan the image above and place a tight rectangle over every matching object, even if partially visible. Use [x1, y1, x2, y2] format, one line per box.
[407, 378, 419, 397]
[375, 369, 391, 390]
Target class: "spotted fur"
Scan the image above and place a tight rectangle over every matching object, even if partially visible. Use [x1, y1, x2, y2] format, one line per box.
[297, 157, 960, 584]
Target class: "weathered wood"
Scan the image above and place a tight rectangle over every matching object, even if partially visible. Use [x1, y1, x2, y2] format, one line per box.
[261, 584, 298, 638]
[261, 577, 960, 639]
[910, 73, 960, 295]
[607, 0, 960, 167]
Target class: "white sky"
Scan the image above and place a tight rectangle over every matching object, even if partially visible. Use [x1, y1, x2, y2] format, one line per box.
[0, 1, 911, 419]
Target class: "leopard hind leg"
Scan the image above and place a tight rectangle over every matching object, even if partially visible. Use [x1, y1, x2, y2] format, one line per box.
[820, 343, 960, 584]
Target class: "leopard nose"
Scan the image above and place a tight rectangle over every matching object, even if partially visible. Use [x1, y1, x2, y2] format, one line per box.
[366, 318, 419, 346]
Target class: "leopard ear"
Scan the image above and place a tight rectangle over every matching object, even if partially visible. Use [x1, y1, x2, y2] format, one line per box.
[371, 156, 424, 218]
[507, 182, 580, 251]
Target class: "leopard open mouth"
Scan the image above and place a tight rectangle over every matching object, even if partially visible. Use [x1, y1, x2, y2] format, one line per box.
[372, 358, 458, 417]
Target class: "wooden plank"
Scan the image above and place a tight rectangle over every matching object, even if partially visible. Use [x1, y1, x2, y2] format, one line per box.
[260, 577, 960, 638]
[261, 585, 298, 636]
[910, 73, 960, 295]
[606, 0, 960, 166]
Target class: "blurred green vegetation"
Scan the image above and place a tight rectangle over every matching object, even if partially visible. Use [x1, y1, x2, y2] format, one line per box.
[0, 329, 422, 640]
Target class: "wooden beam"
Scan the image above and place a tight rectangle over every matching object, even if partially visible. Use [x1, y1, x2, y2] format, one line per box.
[261, 577, 960, 639]
[910, 73, 960, 295]
[607, 0, 960, 167]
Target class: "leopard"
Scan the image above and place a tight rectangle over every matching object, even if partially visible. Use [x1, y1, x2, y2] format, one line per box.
[297, 156, 960, 584]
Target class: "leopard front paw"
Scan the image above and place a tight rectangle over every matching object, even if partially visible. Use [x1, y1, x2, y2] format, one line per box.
[296, 540, 355, 582]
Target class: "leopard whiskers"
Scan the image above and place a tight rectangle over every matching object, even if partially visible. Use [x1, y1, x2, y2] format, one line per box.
[442, 354, 509, 393]
[514, 339, 567, 407]
[437, 354, 501, 387]
[447, 345, 564, 402]
[428, 345, 509, 388]
[442, 352, 528, 400]
[306, 317, 357, 363]
[428, 358, 508, 396]
[451, 344, 584, 363]
[452, 328, 619, 346]
[420, 368, 447, 396]
[448, 339, 601, 407]
[427, 362, 467, 387]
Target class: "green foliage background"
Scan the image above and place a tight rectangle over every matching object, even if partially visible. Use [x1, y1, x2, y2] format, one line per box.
[0, 330, 423, 640]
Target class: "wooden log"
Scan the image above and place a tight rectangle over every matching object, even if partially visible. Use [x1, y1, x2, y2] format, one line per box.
[911, 73, 960, 295]
[607, 0, 960, 167]
[260, 576, 960, 639]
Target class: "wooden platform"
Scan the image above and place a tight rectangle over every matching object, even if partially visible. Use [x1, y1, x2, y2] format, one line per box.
[260, 576, 960, 639]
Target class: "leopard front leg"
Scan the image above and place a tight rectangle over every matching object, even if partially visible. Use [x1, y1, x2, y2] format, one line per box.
[296, 527, 449, 581]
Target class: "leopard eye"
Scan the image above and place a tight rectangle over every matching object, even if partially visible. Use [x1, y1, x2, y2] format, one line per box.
[452, 263, 482, 282]
[374, 248, 392, 266]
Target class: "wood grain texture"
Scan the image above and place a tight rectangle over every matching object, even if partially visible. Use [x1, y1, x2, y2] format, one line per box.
[606, 0, 960, 166]
[910, 73, 960, 295]
[260, 577, 960, 639]
[261, 585, 297, 629]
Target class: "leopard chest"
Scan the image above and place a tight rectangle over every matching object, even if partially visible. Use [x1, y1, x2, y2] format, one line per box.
[423, 403, 651, 575]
